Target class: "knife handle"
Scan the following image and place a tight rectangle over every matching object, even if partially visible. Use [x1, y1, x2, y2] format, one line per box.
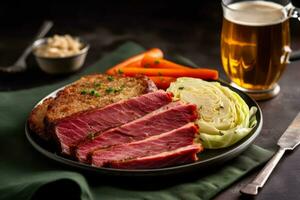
[240, 147, 286, 195]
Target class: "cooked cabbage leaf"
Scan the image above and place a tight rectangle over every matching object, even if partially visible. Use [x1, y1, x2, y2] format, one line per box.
[167, 77, 257, 149]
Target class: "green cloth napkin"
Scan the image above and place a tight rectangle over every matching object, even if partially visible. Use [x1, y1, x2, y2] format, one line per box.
[0, 42, 273, 200]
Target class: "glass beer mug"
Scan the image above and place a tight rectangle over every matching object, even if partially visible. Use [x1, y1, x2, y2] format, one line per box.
[221, 0, 300, 100]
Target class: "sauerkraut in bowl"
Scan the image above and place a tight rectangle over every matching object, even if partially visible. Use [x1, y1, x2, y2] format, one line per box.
[34, 35, 84, 58]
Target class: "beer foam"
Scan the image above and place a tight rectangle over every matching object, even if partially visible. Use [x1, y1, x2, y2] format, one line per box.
[224, 1, 288, 26]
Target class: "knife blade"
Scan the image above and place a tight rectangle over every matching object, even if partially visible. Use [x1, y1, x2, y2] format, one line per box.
[241, 112, 300, 195]
[277, 112, 300, 150]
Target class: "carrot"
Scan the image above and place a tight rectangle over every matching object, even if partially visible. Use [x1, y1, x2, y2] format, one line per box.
[125, 60, 142, 68]
[141, 55, 191, 70]
[149, 76, 177, 89]
[121, 68, 219, 80]
[106, 48, 163, 75]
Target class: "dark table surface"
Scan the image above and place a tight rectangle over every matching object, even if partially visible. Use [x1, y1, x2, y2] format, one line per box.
[0, 1, 299, 200]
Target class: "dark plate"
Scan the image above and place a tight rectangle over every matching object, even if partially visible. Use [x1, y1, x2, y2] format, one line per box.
[25, 80, 262, 177]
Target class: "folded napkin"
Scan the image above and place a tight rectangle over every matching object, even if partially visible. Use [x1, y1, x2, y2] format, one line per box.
[0, 42, 273, 200]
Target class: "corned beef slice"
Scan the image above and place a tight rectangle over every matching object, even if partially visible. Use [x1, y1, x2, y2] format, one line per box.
[54, 90, 172, 155]
[108, 144, 202, 169]
[91, 123, 198, 167]
[75, 102, 198, 162]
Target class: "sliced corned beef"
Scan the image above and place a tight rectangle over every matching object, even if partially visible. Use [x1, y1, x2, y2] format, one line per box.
[107, 144, 202, 169]
[75, 102, 198, 162]
[54, 90, 172, 155]
[91, 123, 198, 167]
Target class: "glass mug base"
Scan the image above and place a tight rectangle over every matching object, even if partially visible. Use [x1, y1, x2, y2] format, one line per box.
[230, 82, 280, 101]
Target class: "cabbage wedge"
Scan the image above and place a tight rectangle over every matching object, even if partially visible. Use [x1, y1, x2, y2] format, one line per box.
[167, 77, 257, 149]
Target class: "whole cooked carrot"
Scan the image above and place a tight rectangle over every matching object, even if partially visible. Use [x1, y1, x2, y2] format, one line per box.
[141, 55, 191, 70]
[125, 60, 142, 68]
[106, 48, 163, 75]
[121, 68, 219, 80]
[149, 76, 177, 89]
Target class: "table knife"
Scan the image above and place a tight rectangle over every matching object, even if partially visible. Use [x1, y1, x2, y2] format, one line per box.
[240, 112, 300, 195]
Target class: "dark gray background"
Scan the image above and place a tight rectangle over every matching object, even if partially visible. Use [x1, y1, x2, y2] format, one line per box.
[0, 1, 299, 199]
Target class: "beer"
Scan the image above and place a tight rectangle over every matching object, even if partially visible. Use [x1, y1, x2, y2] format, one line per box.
[221, 1, 291, 90]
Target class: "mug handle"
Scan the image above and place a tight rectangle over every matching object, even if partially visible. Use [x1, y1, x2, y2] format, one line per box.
[289, 5, 300, 62]
[290, 51, 300, 61]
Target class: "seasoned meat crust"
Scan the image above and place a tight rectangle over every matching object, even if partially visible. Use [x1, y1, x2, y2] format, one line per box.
[28, 97, 54, 140]
[28, 74, 157, 140]
[46, 74, 157, 124]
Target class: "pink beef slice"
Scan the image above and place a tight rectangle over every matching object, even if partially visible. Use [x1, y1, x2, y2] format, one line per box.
[91, 123, 198, 167]
[54, 90, 172, 155]
[107, 144, 203, 169]
[75, 102, 198, 162]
